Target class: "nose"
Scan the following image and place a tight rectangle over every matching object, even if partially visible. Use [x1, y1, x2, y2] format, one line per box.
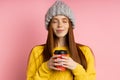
[58, 21, 63, 28]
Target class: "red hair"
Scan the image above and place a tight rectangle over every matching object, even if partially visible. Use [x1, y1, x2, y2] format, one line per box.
[42, 20, 87, 70]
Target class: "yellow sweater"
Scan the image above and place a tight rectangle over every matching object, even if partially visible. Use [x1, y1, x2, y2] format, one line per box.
[27, 45, 96, 80]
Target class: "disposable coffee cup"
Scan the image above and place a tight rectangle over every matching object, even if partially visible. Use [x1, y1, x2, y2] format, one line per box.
[54, 50, 68, 71]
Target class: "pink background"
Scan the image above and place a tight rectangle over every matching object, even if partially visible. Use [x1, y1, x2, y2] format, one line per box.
[0, 0, 120, 80]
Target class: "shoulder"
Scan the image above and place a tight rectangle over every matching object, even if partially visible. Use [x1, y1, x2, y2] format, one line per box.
[76, 43, 92, 52]
[32, 45, 45, 52]
[30, 44, 45, 58]
[76, 43, 94, 58]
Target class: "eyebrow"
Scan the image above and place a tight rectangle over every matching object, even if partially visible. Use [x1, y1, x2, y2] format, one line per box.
[62, 18, 68, 21]
[52, 17, 68, 21]
[52, 18, 58, 20]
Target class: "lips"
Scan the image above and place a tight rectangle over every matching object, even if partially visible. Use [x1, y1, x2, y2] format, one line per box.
[56, 29, 64, 33]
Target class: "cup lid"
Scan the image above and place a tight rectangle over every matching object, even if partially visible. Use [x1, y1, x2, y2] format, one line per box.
[54, 50, 67, 55]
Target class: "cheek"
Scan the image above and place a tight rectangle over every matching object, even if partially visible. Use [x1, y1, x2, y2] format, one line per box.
[52, 24, 58, 29]
[65, 25, 69, 31]
[52, 25, 56, 30]
[51, 23, 58, 27]
[52, 27, 57, 33]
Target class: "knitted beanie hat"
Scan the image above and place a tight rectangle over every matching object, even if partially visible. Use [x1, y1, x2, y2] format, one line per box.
[45, 0, 75, 29]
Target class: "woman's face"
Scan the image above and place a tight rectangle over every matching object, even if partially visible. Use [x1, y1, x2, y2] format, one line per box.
[51, 15, 69, 38]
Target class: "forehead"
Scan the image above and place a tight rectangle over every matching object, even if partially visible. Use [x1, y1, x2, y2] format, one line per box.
[52, 15, 69, 20]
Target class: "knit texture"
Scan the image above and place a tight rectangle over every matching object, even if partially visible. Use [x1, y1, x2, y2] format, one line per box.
[45, 0, 75, 29]
[27, 45, 96, 80]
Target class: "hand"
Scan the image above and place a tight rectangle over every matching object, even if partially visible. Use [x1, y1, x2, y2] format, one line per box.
[57, 56, 77, 70]
[47, 55, 62, 71]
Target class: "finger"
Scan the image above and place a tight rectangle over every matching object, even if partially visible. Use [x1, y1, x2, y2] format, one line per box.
[52, 55, 62, 59]
[53, 58, 68, 63]
[61, 64, 69, 68]
[53, 58, 62, 63]
[61, 56, 69, 60]
[57, 62, 68, 66]
[53, 62, 63, 66]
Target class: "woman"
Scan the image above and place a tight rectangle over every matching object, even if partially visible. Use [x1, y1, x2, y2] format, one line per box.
[27, 0, 96, 80]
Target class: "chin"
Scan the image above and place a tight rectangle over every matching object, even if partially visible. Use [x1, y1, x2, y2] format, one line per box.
[56, 34, 66, 38]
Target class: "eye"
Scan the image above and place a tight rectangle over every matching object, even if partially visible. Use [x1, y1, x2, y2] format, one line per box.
[52, 20, 58, 23]
[63, 20, 68, 23]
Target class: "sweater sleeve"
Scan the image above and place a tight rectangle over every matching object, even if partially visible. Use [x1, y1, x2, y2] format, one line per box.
[26, 46, 52, 80]
[72, 46, 96, 80]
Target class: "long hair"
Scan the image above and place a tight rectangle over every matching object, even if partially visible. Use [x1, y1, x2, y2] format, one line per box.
[42, 20, 87, 70]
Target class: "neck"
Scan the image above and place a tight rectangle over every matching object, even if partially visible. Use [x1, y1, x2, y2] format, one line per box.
[58, 37, 66, 47]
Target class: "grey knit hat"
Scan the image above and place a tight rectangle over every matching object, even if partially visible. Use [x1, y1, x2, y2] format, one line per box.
[45, 0, 75, 30]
